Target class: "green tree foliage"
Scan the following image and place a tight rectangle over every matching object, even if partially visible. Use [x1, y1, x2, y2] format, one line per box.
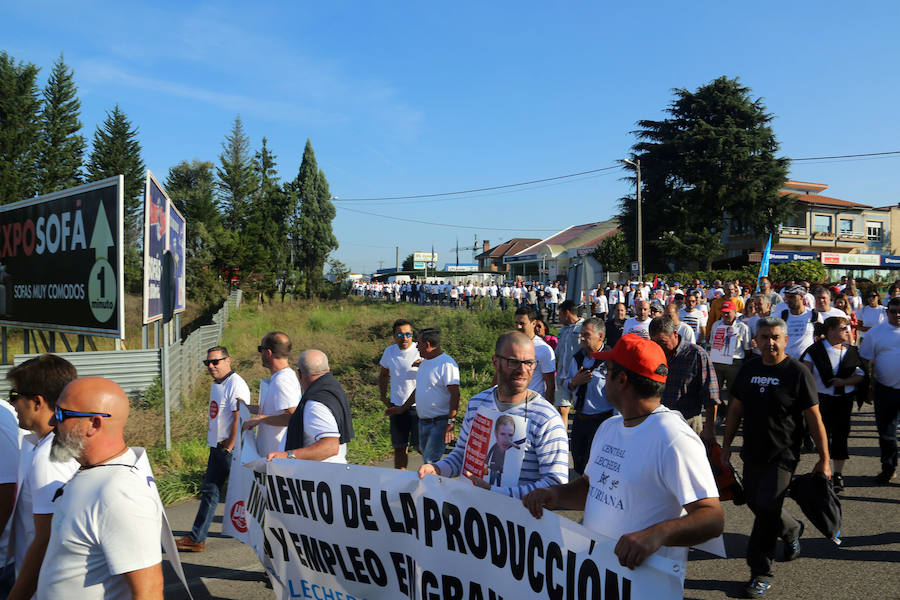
[244, 138, 292, 297]
[85, 104, 145, 293]
[402, 253, 415, 271]
[292, 140, 338, 298]
[165, 160, 226, 307]
[216, 115, 256, 232]
[0, 52, 42, 204]
[37, 54, 85, 194]
[591, 231, 630, 272]
[619, 76, 792, 271]
[85, 104, 145, 236]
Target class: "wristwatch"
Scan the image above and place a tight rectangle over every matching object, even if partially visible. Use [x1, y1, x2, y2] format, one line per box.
[287, 451, 295, 459]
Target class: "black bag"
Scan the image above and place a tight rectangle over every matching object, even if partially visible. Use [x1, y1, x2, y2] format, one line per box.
[788, 472, 842, 544]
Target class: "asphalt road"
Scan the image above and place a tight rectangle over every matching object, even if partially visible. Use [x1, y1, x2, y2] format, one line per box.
[162, 407, 900, 599]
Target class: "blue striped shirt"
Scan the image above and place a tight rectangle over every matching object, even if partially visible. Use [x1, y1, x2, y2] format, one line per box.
[435, 387, 570, 499]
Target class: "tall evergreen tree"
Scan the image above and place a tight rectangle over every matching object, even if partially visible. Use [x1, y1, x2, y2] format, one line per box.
[293, 139, 338, 298]
[85, 104, 145, 236]
[37, 53, 85, 194]
[0, 52, 42, 204]
[166, 159, 219, 228]
[216, 115, 256, 231]
[618, 76, 792, 270]
[85, 104, 145, 292]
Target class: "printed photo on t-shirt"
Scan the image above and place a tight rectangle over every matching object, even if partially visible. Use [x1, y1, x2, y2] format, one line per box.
[462, 406, 527, 488]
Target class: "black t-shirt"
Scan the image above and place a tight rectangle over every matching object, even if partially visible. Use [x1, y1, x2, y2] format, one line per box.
[731, 355, 818, 465]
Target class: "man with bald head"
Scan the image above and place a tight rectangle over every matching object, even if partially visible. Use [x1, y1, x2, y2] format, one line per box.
[37, 377, 164, 599]
[418, 331, 569, 498]
[248, 349, 354, 463]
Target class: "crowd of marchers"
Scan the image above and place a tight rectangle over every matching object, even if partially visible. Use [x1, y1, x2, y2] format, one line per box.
[1, 274, 897, 599]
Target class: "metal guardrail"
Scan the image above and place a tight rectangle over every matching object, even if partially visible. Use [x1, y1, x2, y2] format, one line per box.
[0, 291, 243, 413]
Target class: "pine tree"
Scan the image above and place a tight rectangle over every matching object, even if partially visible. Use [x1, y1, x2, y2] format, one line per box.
[293, 140, 337, 298]
[619, 76, 792, 271]
[216, 115, 256, 232]
[0, 52, 42, 204]
[85, 104, 146, 236]
[85, 104, 146, 293]
[37, 53, 85, 194]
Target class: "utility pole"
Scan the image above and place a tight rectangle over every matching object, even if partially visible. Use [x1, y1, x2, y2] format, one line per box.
[623, 158, 643, 282]
[395, 246, 399, 271]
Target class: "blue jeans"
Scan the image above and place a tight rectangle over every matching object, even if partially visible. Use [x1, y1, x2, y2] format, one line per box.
[190, 446, 231, 542]
[419, 418, 449, 464]
[874, 382, 900, 469]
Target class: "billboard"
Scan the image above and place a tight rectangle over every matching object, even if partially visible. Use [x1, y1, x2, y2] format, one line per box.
[820, 252, 881, 267]
[143, 172, 186, 323]
[413, 251, 438, 263]
[0, 177, 124, 337]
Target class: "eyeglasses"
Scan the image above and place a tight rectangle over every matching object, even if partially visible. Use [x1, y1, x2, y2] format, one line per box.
[889, 309, 900, 316]
[257, 346, 270, 353]
[839, 325, 852, 331]
[54, 406, 111, 423]
[8, 389, 34, 403]
[395, 332, 413, 339]
[496, 355, 537, 370]
[203, 357, 227, 366]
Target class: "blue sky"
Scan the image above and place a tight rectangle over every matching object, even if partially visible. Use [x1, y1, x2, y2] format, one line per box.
[3, 1, 899, 272]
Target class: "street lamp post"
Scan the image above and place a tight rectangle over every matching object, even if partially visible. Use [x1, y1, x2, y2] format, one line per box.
[623, 158, 642, 282]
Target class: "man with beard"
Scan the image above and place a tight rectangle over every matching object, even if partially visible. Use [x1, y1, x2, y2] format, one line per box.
[419, 331, 568, 498]
[37, 378, 163, 599]
[6, 354, 77, 600]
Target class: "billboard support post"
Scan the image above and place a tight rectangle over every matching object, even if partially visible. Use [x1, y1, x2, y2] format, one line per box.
[162, 322, 171, 451]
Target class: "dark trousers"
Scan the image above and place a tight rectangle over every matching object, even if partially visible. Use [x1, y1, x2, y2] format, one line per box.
[818, 393, 854, 461]
[571, 410, 614, 474]
[742, 460, 801, 578]
[190, 446, 231, 542]
[874, 382, 900, 469]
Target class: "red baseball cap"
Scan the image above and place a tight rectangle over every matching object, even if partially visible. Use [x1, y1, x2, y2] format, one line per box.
[591, 334, 669, 383]
[720, 301, 736, 312]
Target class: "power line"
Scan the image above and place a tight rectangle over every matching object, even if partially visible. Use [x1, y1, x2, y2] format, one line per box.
[332, 165, 621, 202]
[335, 205, 560, 232]
[791, 150, 900, 161]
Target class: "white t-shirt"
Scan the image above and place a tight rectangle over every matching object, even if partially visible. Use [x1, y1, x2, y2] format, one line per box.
[37, 449, 162, 599]
[301, 402, 347, 464]
[676, 322, 696, 345]
[583, 406, 718, 573]
[0, 400, 19, 566]
[818, 307, 848, 321]
[858, 305, 886, 329]
[784, 309, 822, 359]
[547, 287, 560, 303]
[860, 321, 900, 389]
[489, 285, 498, 297]
[528, 336, 556, 395]
[379, 343, 421, 406]
[623, 317, 651, 339]
[257, 367, 301, 455]
[806, 342, 864, 395]
[501, 285, 512, 298]
[594, 295, 609, 314]
[13, 432, 79, 571]
[709, 320, 751, 361]
[678, 308, 707, 342]
[414, 353, 461, 419]
[207, 372, 250, 447]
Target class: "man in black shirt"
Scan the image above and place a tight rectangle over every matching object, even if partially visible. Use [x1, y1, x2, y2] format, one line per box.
[721, 316, 830, 599]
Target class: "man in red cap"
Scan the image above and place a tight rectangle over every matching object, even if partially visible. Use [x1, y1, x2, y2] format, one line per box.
[523, 334, 723, 578]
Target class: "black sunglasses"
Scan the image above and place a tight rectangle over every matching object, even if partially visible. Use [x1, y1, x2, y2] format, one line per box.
[257, 346, 270, 353]
[8, 389, 35, 403]
[203, 357, 227, 366]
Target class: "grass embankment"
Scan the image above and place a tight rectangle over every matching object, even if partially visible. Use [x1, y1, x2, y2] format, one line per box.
[140, 298, 515, 505]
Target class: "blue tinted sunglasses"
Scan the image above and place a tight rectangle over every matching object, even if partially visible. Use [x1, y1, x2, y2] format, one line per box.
[55, 406, 111, 423]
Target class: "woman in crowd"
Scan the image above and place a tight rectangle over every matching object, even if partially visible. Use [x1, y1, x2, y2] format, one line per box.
[833, 293, 858, 343]
[858, 291, 886, 338]
[533, 318, 558, 350]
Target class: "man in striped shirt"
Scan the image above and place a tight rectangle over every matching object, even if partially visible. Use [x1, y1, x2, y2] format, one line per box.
[418, 331, 569, 499]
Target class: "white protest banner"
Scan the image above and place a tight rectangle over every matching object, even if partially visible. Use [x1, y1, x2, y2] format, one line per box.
[240, 459, 684, 600]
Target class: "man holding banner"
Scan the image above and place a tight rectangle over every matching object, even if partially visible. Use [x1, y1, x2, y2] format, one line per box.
[418, 331, 569, 498]
[523, 335, 724, 574]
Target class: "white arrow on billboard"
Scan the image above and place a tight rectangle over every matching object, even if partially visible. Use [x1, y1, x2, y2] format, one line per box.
[90, 202, 114, 260]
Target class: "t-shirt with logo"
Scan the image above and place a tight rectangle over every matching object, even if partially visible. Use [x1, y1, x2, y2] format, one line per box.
[783, 309, 823, 359]
[379, 343, 421, 406]
[731, 355, 818, 465]
[623, 317, 651, 339]
[208, 371, 251, 447]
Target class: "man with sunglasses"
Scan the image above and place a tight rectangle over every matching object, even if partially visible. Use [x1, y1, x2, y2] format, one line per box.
[859, 297, 900, 484]
[176, 346, 250, 552]
[37, 377, 164, 599]
[253, 332, 300, 456]
[418, 331, 568, 498]
[5, 354, 77, 600]
[379, 319, 422, 469]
